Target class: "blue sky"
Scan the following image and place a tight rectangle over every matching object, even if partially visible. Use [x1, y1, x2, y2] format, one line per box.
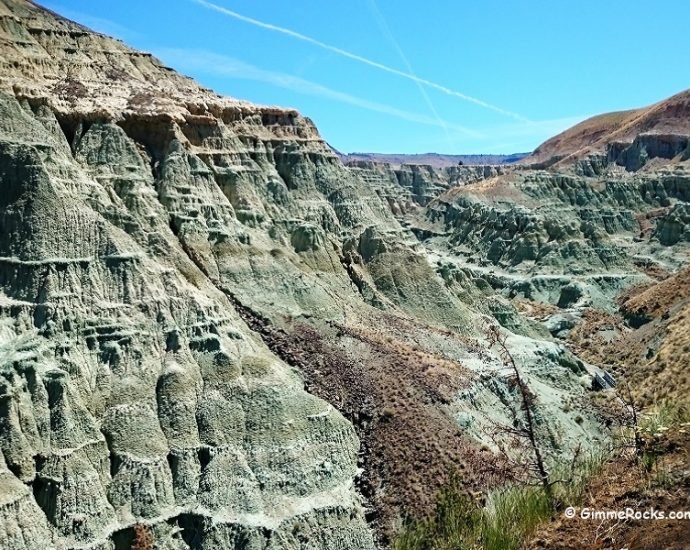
[40, 0, 690, 154]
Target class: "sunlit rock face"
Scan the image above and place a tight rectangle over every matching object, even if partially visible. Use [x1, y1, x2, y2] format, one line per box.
[2, 1, 689, 548]
[0, 90, 377, 549]
[0, 1, 378, 548]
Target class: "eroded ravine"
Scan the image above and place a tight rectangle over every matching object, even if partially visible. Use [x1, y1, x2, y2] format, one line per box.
[1, 1, 689, 549]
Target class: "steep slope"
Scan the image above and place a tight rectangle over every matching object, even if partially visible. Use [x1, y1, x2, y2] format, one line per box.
[525, 89, 690, 168]
[0, 1, 381, 548]
[568, 265, 690, 408]
[525, 109, 641, 165]
[10, 0, 690, 548]
[0, 0, 620, 549]
[0, 2, 615, 548]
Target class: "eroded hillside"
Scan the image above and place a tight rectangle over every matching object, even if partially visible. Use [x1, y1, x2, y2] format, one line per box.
[0, 1, 688, 549]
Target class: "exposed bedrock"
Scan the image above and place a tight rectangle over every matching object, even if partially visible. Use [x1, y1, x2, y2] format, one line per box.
[0, 75, 605, 549]
[4, 2, 689, 549]
[0, 82, 376, 549]
[346, 160, 507, 207]
[654, 203, 690, 245]
[609, 133, 690, 171]
[425, 168, 690, 274]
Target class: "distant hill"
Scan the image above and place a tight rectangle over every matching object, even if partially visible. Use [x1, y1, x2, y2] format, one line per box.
[337, 151, 528, 168]
[525, 88, 690, 166]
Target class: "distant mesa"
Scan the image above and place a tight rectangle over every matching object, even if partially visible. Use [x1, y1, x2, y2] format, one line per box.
[337, 151, 528, 168]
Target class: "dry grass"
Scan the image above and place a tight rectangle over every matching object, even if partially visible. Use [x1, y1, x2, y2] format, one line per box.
[615, 268, 690, 405]
[228, 296, 508, 544]
[640, 302, 690, 404]
[436, 174, 527, 205]
[130, 524, 154, 550]
[526, 110, 640, 165]
[566, 268, 690, 409]
[290, 319, 507, 543]
[526, 88, 690, 166]
[620, 266, 690, 321]
[527, 410, 690, 550]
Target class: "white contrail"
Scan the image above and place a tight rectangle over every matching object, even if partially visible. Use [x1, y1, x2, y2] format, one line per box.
[157, 48, 484, 137]
[191, 0, 530, 122]
[366, 0, 454, 149]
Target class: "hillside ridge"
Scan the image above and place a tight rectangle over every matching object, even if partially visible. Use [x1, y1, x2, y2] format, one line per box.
[525, 88, 690, 167]
[0, 1, 688, 549]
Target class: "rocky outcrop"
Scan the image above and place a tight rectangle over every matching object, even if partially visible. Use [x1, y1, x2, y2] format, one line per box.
[654, 203, 690, 245]
[0, 89, 377, 548]
[3, 2, 689, 549]
[609, 133, 690, 171]
[0, 2, 381, 548]
[346, 160, 507, 207]
[427, 174, 641, 271]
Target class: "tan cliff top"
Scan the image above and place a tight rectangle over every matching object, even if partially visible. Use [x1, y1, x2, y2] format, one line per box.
[0, 0, 318, 135]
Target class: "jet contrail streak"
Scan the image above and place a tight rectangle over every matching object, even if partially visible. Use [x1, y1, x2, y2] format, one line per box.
[367, 0, 454, 148]
[191, 0, 530, 122]
[157, 48, 484, 137]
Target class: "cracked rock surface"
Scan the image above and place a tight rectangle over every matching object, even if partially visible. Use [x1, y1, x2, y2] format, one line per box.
[2, 1, 689, 549]
[0, 1, 377, 548]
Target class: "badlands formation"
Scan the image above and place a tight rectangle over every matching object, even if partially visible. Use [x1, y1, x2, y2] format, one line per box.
[0, 0, 688, 548]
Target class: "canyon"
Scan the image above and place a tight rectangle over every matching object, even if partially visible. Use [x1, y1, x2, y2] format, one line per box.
[0, 1, 688, 549]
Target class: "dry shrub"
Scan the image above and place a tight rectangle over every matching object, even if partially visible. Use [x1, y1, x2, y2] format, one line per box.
[131, 523, 154, 550]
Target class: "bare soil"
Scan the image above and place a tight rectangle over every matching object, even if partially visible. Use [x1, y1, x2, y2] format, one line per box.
[226, 292, 508, 544]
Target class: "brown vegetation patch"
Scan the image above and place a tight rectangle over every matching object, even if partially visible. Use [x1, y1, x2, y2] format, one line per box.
[634, 207, 670, 240]
[51, 76, 88, 103]
[620, 266, 690, 323]
[293, 320, 506, 543]
[225, 290, 506, 543]
[528, 429, 690, 550]
[130, 524, 154, 550]
[438, 174, 527, 204]
[566, 268, 690, 409]
[512, 297, 562, 320]
[566, 308, 627, 367]
[632, 257, 672, 281]
[525, 89, 690, 166]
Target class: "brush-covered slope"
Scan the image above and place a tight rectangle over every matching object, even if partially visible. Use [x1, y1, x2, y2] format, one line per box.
[568, 265, 690, 408]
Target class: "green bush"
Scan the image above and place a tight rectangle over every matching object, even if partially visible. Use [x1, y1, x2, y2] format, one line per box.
[393, 476, 481, 550]
[395, 449, 609, 550]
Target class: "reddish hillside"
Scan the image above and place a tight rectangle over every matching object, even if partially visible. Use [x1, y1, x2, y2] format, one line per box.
[525, 89, 690, 166]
